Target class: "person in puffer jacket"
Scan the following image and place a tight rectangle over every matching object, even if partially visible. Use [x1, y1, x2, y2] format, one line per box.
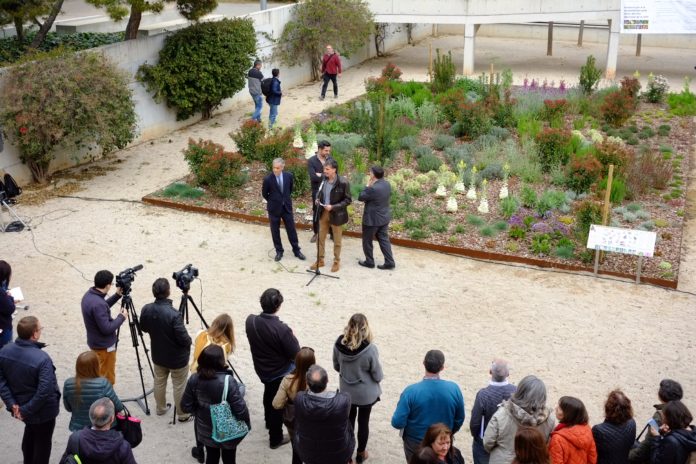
[61, 397, 136, 464]
[548, 396, 597, 464]
[650, 400, 696, 464]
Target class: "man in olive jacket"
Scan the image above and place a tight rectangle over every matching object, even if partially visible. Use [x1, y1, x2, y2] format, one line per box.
[310, 157, 351, 273]
[140, 277, 192, 421]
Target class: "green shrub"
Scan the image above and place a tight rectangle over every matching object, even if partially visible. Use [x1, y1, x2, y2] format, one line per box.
[488, 126, 511, 141]
[432, 49, 456, 94]
[644, 74, 669, 103]
[509, 226, 526, 240]
[481, 163, 504, 181]
[555, 244, 575, 259]
[454, 77, 486, 97]
[454, 101, 492, 139]
[184, 138, 247, 197]
[138, 18, 256, 120]
[0, 32, 125, 66]
[314, 118, 351, 134]
[414, 145, 433, 159]
[257, 130, 294, 168]
[667, 88, 696, 116]
[620, 76, 641, 104]
[500, 196, 520, 219]
[416, 101, 441, 128]
[531, 234, 552, 255]
[348, 100, 373, 134]
[417, 154, 442, 172]
[230, 120, 266, 161]
[594, 140, 634, 173]
[601, 89, 635, 127]
[162, 183, 204, 199]
[575, 200, 603, 243]
[467, 214, 485, 227]
[480, 226, 495, 237]
[1, 52, 137, 183]
[285, 157, 311, 198]
[520, 185, 538, 208]
[579, 55, 602, 95]
[400, 135, 418, 151]
[432, 134, 456, 150]
[566, 154, 602, 193]
[535, 128, 572, 172]
[363, 92, 399, 162]
[517, 115, 542, 141]
[658, 124, 671, 136]
[541, 99, 568, 128]
[387, 96, 417, 120]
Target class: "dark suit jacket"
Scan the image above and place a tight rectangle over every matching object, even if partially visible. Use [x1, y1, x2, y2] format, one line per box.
[262, 171, 294, 216]
[358, 178, 391, 227]
[307, 155, 324, 192]
[318, 175, 352, 226]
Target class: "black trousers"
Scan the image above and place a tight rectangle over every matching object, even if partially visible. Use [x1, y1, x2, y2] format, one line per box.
[349, 404, 373, 453]
[321, 73, 338, 97]
[269, 210, 300, 254]
[205, 446, 236, 464]
[263, 377, 284, 445]
[362, 224, 395, 266]
[22, 419, 56, 464]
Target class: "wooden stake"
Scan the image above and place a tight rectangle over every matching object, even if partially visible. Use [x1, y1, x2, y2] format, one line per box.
[598, 164, 614, 262]
[578, 20, 585, 47]
[547, 22, 554, 56]
[636, 34, 642, 56]
[429, 44, 433, 81]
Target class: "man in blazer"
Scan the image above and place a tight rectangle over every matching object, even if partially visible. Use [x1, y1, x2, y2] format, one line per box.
[310, 158, 351, 273]
[262, 158, 305, 262]
[358, 166, 395, 270]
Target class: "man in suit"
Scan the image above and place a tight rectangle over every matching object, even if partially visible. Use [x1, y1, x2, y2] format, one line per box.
[358, 166, 395, 270]
[309, 158, 351, 273]
[307, 140, 332, 242]
[262, 158, 306, 262]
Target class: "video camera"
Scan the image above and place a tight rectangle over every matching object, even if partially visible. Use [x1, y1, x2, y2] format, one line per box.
[173, 264, 198, 292]
[115, 264, 143, 295]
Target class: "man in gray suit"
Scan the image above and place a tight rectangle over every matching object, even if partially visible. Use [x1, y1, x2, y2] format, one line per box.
[358, 166, 395, 270]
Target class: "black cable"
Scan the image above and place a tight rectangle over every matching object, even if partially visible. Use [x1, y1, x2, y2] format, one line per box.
[266, 247, 312, 275]
[56, 195, 141, 204]
[28, 227, 91, 282]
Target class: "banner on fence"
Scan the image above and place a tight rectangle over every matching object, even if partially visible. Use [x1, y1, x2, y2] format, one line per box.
[621, 0, 696, 34]
[587, 224, 657, 257]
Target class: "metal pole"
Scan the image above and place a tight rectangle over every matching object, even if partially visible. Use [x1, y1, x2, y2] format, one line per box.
[636, 34, 642, 56]
[547, 22, 553, 56]
[636, 256, 643, 284]
[578, 20, 585, 47]
[260, 0, 267, 10]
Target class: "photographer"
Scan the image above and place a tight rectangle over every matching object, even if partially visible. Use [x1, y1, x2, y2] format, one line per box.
[140, 278, 192, 420]
[81, 270, 126, 385]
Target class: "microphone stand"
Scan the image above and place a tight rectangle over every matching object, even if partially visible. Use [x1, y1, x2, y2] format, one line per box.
[306, 177, 339, 286]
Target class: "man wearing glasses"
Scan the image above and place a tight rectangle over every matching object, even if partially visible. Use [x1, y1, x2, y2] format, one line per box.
[0, 316, 61, 464]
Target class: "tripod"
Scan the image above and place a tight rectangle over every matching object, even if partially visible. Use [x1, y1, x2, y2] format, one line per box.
[119, 292, 155, 415]
[306, 193, 339, 286]
[0, 196, 29, 232]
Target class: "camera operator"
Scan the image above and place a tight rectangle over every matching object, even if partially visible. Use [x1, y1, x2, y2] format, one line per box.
[140, 277, 192, 420]
[81, 270, 127, 385]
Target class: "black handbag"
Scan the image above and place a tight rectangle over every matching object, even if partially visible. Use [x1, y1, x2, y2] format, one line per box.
[115, 405, 143, 448]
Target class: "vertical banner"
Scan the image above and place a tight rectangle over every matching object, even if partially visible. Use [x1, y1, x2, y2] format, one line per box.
[621, 0, 696, 34]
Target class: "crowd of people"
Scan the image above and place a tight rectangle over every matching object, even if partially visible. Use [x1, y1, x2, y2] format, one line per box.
[1, 260, 696, 464]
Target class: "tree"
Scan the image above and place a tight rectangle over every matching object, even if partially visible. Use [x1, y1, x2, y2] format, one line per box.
[137, 17, 256, 120]
[0, 0, 60, 44]
[0, 52, 138, 183]
[275, 0, 373, 81]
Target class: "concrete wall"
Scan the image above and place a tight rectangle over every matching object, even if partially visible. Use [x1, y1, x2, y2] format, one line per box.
[0, 4, 430, 185]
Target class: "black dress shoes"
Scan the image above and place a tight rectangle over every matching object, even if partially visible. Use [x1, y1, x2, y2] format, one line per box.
[295, 251, 306, 260]
[377, 263, 395, 270]
[274, 252, 283, 262]
[358, 260, 375, 269]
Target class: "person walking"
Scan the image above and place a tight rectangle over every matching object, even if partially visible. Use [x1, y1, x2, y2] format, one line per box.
[182, 344, 250, 464]
[262, 157, 306, 262]
[0, 316, 61, 464]
[358, 166, 396, 270]
[470, 359, 517, 464]
[320, 44, 342, 100]
[548, 396, 597, 464]
[333, 313, 383, 463]
[267, 68, 282, 128]
[63, 351, 125, 431]
[247, 59, 264, 122]
[273, 347, 316, 464]
[592, 390, 635, 464]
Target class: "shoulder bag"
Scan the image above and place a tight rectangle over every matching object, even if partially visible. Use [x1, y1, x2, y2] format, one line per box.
[115, 405, 143, 448]
[210, 375, 249, 443]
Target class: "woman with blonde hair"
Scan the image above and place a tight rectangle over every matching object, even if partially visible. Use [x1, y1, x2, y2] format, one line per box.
[273, 347, 316, 464]
[333, 313, 383, 463]
[63, 351, 124, 431]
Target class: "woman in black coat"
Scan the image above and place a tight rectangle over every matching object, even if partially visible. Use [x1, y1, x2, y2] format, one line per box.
[592, 389, 636, 464]
[650, 400, 696, 464]
[0, 260, 16, 348]
[182, 344, 250, 464]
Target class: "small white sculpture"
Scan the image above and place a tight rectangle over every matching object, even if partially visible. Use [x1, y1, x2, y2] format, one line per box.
[435, 185, 447, 198]
[478, 179, 489, 214]
[446, 196, 458, 213]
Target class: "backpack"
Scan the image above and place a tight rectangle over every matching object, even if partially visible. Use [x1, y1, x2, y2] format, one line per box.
[261, 78, 273, 97]
[61, 431, 82, 464]
[3, 173, 21, 198]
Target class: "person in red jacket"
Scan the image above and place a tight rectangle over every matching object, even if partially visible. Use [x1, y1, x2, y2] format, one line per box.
[549, 396, 597, 464]
[320, 44, 342, 100]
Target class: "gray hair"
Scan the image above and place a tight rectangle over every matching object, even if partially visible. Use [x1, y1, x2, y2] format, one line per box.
[510, 375, 547, 414]
[272, 158, 285, 167]
[491, 359, 510, 382]
[306, 364, 328, 393]
[89, 397, 115, 429]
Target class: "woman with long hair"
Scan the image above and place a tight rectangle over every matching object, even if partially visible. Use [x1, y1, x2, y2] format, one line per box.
[548, 396, 597, 464]
[273, 347, 316, 464]
[592, 390, 635, 464]
[512, 427, 550, 464]
[650, 400, 696, 463]
[62, 351, 124, 431]
[483, 375, 555, 464]
[182, 344, 249, 464]
[333, 313, 384, 464]
[0, 260, 16, 348]
[409, 423, 464, 464]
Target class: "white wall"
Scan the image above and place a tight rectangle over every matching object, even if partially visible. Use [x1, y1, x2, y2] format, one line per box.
[0, 4, 429, 185]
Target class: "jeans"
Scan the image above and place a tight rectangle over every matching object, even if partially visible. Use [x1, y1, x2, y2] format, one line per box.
[472, 439, 490, 464]
[349, 404, 373, 453]
[252, 94, 263, 122]
[321, 73, 338, 97]
[153, 363, 189, 418]
[402, 436, 421, 463]
[205, 446, 236, 464]
[263, 377, 284, 445]
[22, 419, 56, 464]
[269, 104, 279, 127]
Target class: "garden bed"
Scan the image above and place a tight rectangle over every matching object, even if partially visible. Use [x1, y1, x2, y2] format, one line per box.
[143, 67, 696, 288]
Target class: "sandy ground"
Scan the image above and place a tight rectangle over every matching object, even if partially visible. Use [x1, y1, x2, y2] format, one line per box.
[1, 35, 696, 463]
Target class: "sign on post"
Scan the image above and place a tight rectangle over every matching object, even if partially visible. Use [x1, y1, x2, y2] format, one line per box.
[620, 0, 696, 34]
[587, 224, 657, 283]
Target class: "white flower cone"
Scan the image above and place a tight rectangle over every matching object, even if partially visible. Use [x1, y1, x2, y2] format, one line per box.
[477, 198, 489, 214]
[293, 135, 304, 149]
[499, 182, 509, 199]
[466, 186, 477, 200]
[446, 196, 458, 212]
[454, 181, 466, 193]
[435, 185, 447, 198]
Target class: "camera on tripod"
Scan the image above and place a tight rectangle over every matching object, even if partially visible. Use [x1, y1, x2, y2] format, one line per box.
[116, 264, 143, 295]
[173, 264, 198, 292]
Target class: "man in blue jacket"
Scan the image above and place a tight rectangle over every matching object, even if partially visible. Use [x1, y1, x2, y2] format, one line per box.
[0, 316, 61, 464]
[391, 349, 465, 462]
[81, 270, 127, 385]
[266, 68, 282, 128]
